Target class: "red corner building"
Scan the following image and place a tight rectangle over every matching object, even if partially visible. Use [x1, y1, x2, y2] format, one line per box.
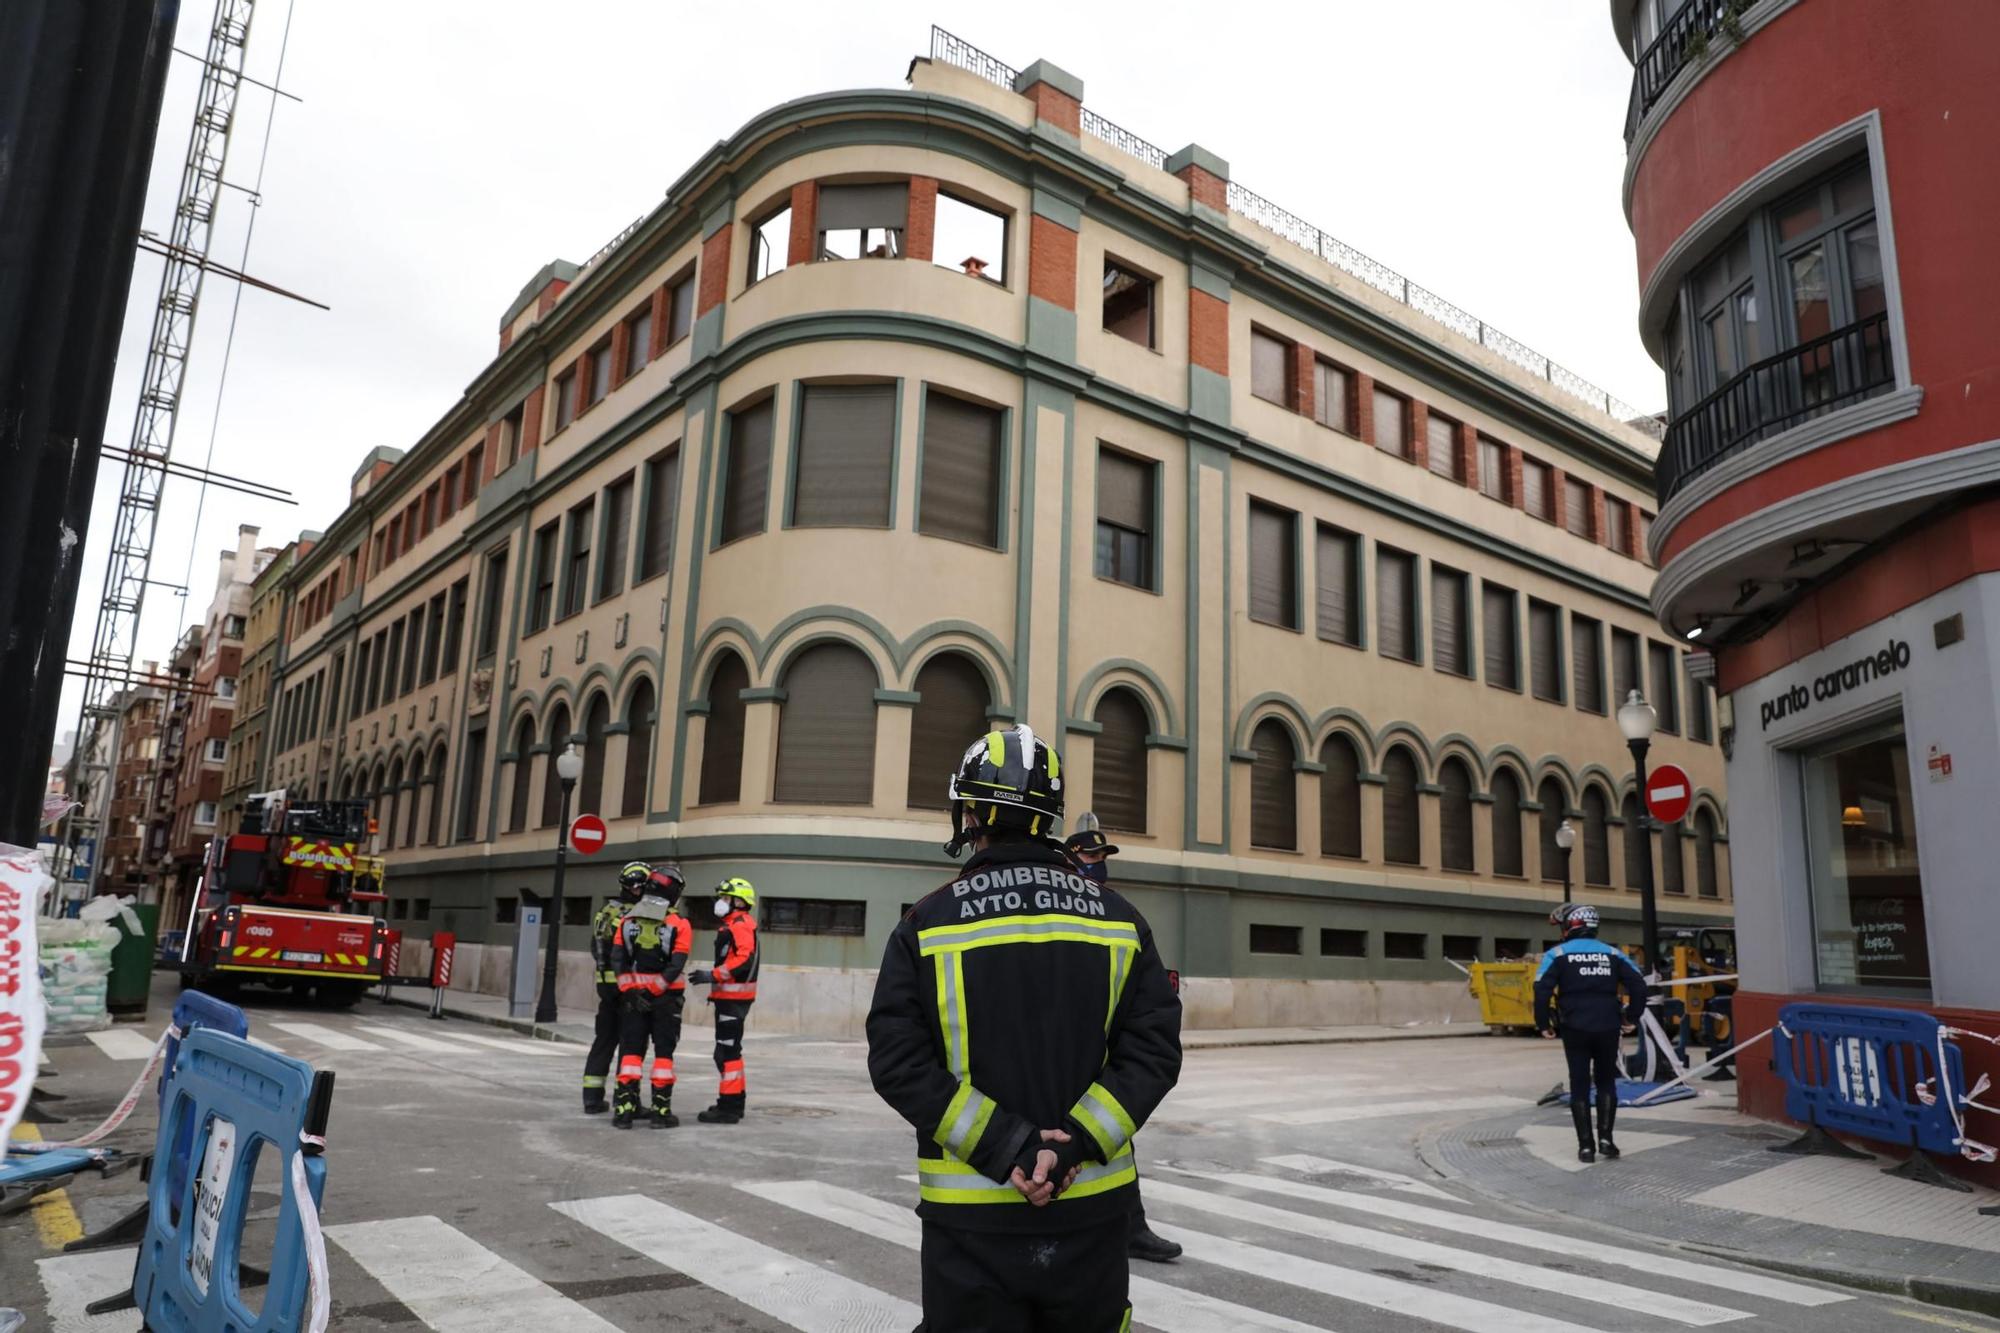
[1613, 0, 2000, 1183]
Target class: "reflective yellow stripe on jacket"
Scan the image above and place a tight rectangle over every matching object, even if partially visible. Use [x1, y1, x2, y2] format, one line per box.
[1068, 1081, 1137, 1160]
[918, 914, 1139, 957]
[917, 1144, 1137, 1205]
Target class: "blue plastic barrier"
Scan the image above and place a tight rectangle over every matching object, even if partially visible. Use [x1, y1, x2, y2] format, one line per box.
[132, 1028, 330, 1331]
[1773, 1003, 1970, 1179]
[161, 993, 251, 1210]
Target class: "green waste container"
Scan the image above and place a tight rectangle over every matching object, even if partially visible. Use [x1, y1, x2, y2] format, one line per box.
[106, 901, 161, 1017]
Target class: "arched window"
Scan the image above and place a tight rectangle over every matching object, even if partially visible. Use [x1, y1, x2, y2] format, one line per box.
[1538, 778, 1567, 883]
[908, 655, 992, 811]
[385, 756, 405, 849]
[1695, 809, 1720, 898]
[508, 715, 536, 833]
[1582, 786, 1611, 886]
[1662, 820, 1687, 895]
[621, 680, 655, 818]
[698, 652, 749, 805]
[369, 763, 386, 842]
[1382, 745, 1422, 866]
[425, 742, 447, 846]
[540, 702, 572, 827]
[1319, 733, 1362, 859]
[774, 643, 878, 804]
[1438, 756, 1473, 871]
[404, 750, 424, 849]
[1490, 768, 1524, 877]
[1248, 719, 1296, 850]
[1622, 793, 1648, 889]
[1090, 687, 1150, 833]
[577, 693, 611, 818]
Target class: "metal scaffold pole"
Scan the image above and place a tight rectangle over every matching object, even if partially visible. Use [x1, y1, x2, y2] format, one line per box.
[57, 0, 260, 904]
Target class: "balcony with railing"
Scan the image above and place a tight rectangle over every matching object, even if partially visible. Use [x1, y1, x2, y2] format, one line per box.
[1624, 0, 1740, 142]
[1654, 310, 1893, 505]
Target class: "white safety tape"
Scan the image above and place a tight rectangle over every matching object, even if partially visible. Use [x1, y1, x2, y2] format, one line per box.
[1632, 1025, 1774, 1106]
[1650, 974, 1739, 989]
[13, 1024, 180, 1152]
[291, 1137, 331, 1333]
[1639, 1008, 1690, 1084]
[1934, 1025, 2000, 1163]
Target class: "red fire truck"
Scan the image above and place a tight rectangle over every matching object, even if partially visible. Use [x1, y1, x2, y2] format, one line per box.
[178, 791, 389, 1005]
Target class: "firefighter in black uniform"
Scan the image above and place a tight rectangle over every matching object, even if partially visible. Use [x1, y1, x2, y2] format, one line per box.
[1534, 903, 1649, 1162]
[869, 727, 1182, 1331]
[610, 863, 693, 1128]
[1064, 814, 1182, 1267]
[687, 876, 759, 1124]
[582, 862, 652, 1114]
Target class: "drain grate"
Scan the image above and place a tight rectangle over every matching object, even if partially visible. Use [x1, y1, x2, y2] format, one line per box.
[1468, 1138, 1517, 1149]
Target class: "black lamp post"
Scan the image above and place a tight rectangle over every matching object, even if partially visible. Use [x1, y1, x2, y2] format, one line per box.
[1618, 689, 1660, 969]
[536, 742, 583, 1024]
[1555, 817, 1577, 906]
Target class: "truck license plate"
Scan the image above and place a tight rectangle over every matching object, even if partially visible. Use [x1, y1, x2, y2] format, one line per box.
[281, 950, 323, 964]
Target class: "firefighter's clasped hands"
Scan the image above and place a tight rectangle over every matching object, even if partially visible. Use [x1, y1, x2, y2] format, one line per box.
[1008, 1128, 1087, 1206]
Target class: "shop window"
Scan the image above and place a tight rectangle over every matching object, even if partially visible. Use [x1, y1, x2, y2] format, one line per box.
[1320, 928, 1366, 958]
[933, 192, 1007, 283]
[1383, 931, 1427, 961]
[816, 182, 907, 260]
[499, 896, 523, 923]
[1249, 924, 1301, 956]
[1801, 716, 1928, 992]
[764, 898, 868, 936]
[1102, 260, 1155, 348]
[748, 203, 792, 284]
[1095, 447, 1155, 590]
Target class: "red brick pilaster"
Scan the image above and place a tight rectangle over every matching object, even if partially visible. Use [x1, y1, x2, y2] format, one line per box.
[1027, 214, 1078, 310]
[648, 284, 669, 360]
[498, 324, 514, 354]
[1180, 164, 1226, 211]
[1458, 422, 1479, 489]
[1547, 464, 1568, 526]
[520, 385, 546, 456]
[906, 176, 938, 263]
[1291, 342, 1314, 418]
[1188, 290, 1229, 375]
[536, 280, 568, 317]
[698, 226, 732, 315]
[1352, 372, 1377, 447]
[1023, 82, 1080, 135]
[786, 181, 819, 267]
[1409, 401, 1431, 471]
[482, 423, 503, 483]
[610, 320, 631, 387]
[1590, 487, 1608, 545]
[1504, 445, 1524, 508]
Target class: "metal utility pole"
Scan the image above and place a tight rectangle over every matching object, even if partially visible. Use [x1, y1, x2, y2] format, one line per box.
[56, 0, 260, 897]
[0, 1, 181, 848]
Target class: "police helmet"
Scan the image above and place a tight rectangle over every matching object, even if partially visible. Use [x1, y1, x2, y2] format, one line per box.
[943, 725, 1064, 856]
[1064, 811, 1120, 858]
[1550, 902, 1600, 936]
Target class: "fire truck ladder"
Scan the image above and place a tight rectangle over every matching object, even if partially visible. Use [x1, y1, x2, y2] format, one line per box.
[60, 0, 260, 904]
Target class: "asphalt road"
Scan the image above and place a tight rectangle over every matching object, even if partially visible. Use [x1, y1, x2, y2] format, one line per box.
[9, 987, 1995, 1332]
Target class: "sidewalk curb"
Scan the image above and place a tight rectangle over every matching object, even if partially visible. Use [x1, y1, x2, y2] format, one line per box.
[379, 992, 586, 1046]
[1184, 1027, 1483, 1050]
[1416, 1128, 2000, 1321]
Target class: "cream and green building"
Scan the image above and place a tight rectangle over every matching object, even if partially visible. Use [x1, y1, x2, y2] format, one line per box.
[260, 36, 1730, 1029]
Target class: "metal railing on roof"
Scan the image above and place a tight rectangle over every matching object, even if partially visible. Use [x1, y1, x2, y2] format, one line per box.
[929, 25, 1664, 439]
[582, 211, 648, 272]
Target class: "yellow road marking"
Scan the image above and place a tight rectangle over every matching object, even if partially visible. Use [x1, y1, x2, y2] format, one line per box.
[9, 1122, 86, 1249]
[1887, 1308, 1995, 1332]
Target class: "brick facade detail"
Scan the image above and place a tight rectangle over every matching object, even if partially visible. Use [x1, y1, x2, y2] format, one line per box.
[1188, 288, 1229, 376]
[786, 181, 819, 268]
[1027, 214, 1078, 310]
[698, 226, 732, 315]
[906, 176, 938, 264]
[1023, 81, 1080, 135]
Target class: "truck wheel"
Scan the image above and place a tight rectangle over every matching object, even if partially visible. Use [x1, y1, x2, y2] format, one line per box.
[317, 983, 363, 1009]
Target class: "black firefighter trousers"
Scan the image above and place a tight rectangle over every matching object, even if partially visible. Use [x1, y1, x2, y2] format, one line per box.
[916, 1216, 1131, 1332]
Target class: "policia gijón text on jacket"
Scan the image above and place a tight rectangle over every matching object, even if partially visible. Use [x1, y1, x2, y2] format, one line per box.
[867, 725, 1183, 1331]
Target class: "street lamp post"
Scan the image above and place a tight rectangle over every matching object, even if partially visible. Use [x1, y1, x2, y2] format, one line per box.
[536, 743, 584, 1024]
[1555, 818, 1577, 906]
[1617, 689, 1660, 970]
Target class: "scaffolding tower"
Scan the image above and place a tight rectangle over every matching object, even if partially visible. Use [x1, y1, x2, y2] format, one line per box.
[59, 0, 259, 905]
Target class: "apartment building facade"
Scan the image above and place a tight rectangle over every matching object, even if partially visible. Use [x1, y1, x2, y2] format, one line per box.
[221, 537, 312, 835]
[1613, 0, 2000, 1175]
[265, 42, 1730, 1021]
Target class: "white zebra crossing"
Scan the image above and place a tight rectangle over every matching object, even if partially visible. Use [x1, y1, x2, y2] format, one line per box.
[1256, 1093, 1527, 1125]
[82, 1028, 159, 1061]
[35, 1246, 141, 1332]
[327, 1214, 621, 1332]
[1257, 1151, 1462, 1202]
[265, 1020, 386, 1052]
[64, 1018, 562, 1063]
[354, 1023, 477, 1054]
[741, 1178, 1328, 1333]
[553, 1193, 921, 1331]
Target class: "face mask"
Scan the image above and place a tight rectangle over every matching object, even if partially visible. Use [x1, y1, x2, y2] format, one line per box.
[1076, 860, 1108, 884]
[713, 899, 731, 918]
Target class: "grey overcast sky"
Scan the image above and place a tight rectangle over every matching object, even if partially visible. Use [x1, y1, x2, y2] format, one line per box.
[58, 0, 1653, 741]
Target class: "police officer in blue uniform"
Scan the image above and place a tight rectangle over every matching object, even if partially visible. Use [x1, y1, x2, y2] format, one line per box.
[1533, 903, 1649, 1162]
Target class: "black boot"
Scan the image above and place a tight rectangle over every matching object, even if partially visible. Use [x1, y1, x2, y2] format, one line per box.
[1597, 1099, 1620, 1159]
[649, 1094, 679, 1129]
[697, 1098, 744, 1124]
[1128, 1224, 1182, 1263]
[1571, 1101, 1596, 1163]
[583, 1085, 609, 1115]
[613, 1085, 639, 1129]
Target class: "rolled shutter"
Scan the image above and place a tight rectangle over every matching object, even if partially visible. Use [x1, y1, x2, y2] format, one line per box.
[1613, 631, 1641, 707]
[1649, 642, 1680, 732]
[621, 681, 655, 818]
[1565, 477, 1590, 535]
[1314, 361, 1348, 431]
[539, 705, 571, 828]
[1091, 688, 1150, 833]
[1583, 787, 1611, 885]
[699, 654, 749, 804]
[919, 391, 1002, 546]
[774, 643, 878, 804]
[1482, 585, 1516, 687]
[1572, 615, 1603, 711]
[1490, 770, 1524, 876]
[1439, 759, 1474, 871]
[1316, 526, 1357, 644]
[1696, 812, 1719, 897]
[1248, 720, 1297, 850]
[1097, 449, 1152, 531]
[1381, 747, 1421, 865]
[1522, 459, 1550, 519]
[1374, 389, 1406, 457]
[508, 716, 535, 832]
[577, 695, 610, 818]
[1529, 601, 1561, 701]
[1431, 567, 1466, 674]
[1376, 548, 1413, 660]
[1538, 779, 1565, 882]
[1662, 822, 1686, 894]
[818, 182, 909, 231]
[1248, 502, 1295, 627]
[906, 655, 990, 810]
[721, 399, 774, 542]
[1426, 412, 1459, 479]
[1319, 734, 1362, 858]
[1251, 331, 1289, 403]
[793, 384, 895, 527]
[640, 450, 680, 580]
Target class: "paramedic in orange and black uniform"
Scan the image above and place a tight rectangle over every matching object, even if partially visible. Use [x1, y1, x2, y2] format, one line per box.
[868, 726, 1182, 1332]
[610, 864, 693, 1128]
[686, 876, 759, 1124]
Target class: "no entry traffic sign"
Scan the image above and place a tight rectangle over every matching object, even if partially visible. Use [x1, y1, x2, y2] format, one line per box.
[1645, 764, 1692, 825]
[569, 814, 608, 855]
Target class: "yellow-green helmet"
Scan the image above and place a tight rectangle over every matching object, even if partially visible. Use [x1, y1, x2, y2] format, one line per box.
[714, 876, 756, 909]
